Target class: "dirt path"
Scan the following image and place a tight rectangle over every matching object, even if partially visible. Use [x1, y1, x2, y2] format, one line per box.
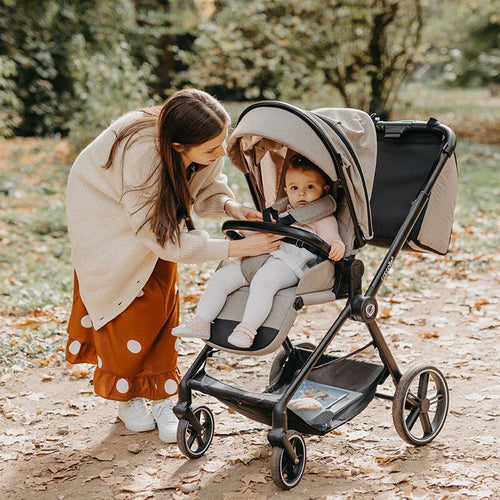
[1, 269, 499, 500]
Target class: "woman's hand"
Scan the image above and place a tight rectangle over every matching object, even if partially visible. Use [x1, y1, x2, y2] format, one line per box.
[228, 233, 282, 258]
[328, 240, 345, 261]
[224, 200, 262, 221]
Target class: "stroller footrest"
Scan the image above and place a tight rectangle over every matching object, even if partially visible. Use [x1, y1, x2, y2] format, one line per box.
[189, 372, 279, 409]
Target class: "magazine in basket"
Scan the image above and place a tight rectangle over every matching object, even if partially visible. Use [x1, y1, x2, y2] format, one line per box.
[289, 379, 362, 419]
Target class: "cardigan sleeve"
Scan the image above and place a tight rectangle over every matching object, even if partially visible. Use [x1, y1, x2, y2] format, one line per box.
[120, 135, 230, 264]
[192, 158, 234, 220]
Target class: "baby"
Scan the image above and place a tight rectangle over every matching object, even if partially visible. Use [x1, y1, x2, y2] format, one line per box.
[172, 154, 345, 348]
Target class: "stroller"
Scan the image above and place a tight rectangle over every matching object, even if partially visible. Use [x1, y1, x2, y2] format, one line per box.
[173, 101, 458, 489]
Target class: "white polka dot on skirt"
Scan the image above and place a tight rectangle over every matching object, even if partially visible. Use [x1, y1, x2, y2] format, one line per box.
[127, 340, 142, 354]
[68, 340, 81, 355]
[116, 378, 129, 394]
[164, 379, 177, 395]
[80, 315, 93, 328]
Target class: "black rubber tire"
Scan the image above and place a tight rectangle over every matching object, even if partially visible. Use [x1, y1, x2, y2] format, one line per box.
[392, 363, 449, 446]
[268, 342, 316, 386]
[177, 405, 215, 459]
[270, 431, 307, 490]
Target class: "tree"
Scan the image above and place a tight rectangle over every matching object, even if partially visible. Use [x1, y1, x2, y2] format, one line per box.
[414, 0, 499, 90]
[0, 0, 81, 135]
[0, 0, 158, 137]
[134, 0, 203, 98]
[452, 6, 499, 88]
[0, 56, 23, 136]
[174, 0, 423, 117]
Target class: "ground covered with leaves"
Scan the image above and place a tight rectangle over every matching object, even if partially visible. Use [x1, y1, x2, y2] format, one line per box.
[1, 88, 499, 498]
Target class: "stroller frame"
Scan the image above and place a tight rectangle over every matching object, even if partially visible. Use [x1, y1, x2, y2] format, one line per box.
[174, 107, 457, 489]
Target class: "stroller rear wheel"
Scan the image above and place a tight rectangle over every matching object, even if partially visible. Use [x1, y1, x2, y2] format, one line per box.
[177, 405, 215, 458]
[270, 431, 307, 489]
[392, 363, 449, 446]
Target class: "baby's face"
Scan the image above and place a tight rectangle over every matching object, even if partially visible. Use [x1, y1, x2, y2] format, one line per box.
[284, 168, 329, 209]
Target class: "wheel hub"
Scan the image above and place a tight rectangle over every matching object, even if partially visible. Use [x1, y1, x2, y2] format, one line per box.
[421, 398, 431, 412]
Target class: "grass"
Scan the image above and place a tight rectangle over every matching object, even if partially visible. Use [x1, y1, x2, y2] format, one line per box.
[0, 85, 498, 372]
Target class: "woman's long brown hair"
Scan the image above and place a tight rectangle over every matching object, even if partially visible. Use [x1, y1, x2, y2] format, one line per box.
[103, 89, 230, 246]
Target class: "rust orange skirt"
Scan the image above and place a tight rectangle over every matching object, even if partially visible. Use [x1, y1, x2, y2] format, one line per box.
[66, 259, 181, 402]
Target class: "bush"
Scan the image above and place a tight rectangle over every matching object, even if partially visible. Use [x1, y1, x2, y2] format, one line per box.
[0, 0, 159, 138]
[67, 34, 153, 157]
[0, 56, 23, 137]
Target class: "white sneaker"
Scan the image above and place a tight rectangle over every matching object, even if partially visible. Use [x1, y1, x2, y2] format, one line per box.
[118, 398, 156, 432]
[152, 398, 178, 443]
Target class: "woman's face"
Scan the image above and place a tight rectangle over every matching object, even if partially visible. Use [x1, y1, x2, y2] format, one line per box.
[174, 128, 228, 168]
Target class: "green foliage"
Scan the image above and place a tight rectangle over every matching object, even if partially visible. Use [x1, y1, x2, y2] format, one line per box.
[0, 0, 85, 136]
[416, 1, 499, 89]
[0, 0, 159, 138]
[0, 56, 23, 137]
[174, 0, 423, 116]
[0, 0, 496, 137]
[453, 9, 500, 87]
[66, 35, 153, 157]
[136, 1, 203, 97]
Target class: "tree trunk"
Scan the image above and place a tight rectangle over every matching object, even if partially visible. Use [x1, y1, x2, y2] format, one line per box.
[368, 1, 398, 119]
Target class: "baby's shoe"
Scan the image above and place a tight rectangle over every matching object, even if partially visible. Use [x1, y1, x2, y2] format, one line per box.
[118, 398, 156, 432]
[152, 398, 178, 443]
[172, 315, 211, 340]
[227, 322, 258, 348]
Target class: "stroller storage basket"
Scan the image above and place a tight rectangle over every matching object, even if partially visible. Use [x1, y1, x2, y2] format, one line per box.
[189, 348, 387, 435]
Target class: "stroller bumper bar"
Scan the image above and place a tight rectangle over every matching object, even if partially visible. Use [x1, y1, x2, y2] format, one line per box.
[222, 220, 331, 259]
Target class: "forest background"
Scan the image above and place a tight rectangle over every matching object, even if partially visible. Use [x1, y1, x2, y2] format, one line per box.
[0, 0, 498, 360]
[0, 1, 499, 499]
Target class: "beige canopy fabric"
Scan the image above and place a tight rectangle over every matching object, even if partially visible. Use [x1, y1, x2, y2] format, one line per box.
[227, 102, 377, 241]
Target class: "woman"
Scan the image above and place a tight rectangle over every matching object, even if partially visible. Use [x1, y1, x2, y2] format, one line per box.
[65, 89, 282, 443]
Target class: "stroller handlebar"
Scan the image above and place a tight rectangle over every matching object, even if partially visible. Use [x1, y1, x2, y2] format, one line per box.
[222, 220, 331, 260]
[372, 116, 457, 156]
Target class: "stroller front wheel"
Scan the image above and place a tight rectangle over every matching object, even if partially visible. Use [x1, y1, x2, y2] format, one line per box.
[177, 405, 215, 458]
[392, 363, 449, 446]
[270, 431, 307, 489]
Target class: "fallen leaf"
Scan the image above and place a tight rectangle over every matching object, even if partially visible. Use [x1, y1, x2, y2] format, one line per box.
[15, 319, 44, 329]
[380, 307, 392, 319]
[201, 460, 225, 473]
[70, 369, 90, 379]
[419, 331, 439, 339]
[474, 298, 489, 311]
[375, 455, 399, 465]
[241, 472, 268, 485]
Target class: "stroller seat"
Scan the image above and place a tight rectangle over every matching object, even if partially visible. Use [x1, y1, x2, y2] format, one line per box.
[205, 259, 336, 355]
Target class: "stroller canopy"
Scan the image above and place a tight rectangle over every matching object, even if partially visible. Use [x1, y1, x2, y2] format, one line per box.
[227, 102, 377, 242]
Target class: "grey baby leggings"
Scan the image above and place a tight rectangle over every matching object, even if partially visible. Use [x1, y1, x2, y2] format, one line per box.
[196, 257, 298, 329]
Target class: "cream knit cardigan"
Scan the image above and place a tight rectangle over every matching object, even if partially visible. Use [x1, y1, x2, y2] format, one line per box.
[66, 112, 233, 330]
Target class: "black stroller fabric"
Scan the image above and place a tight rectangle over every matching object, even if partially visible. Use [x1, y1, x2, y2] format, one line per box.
[370, 128, 458, 255]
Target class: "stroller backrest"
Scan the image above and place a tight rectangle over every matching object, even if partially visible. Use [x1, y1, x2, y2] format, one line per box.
[369, 126, 458, 255]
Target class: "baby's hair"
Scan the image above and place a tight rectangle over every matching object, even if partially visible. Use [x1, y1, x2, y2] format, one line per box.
[287, 154, 329, 184]
[286, 153, 338, 199]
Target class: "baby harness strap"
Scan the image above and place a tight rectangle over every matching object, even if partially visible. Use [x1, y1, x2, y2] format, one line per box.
[262, 194, 337, 256]
[263, 195, 337, 225]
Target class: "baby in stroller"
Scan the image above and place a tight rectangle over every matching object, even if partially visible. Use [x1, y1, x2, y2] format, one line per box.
[172, 153, 345, 348]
